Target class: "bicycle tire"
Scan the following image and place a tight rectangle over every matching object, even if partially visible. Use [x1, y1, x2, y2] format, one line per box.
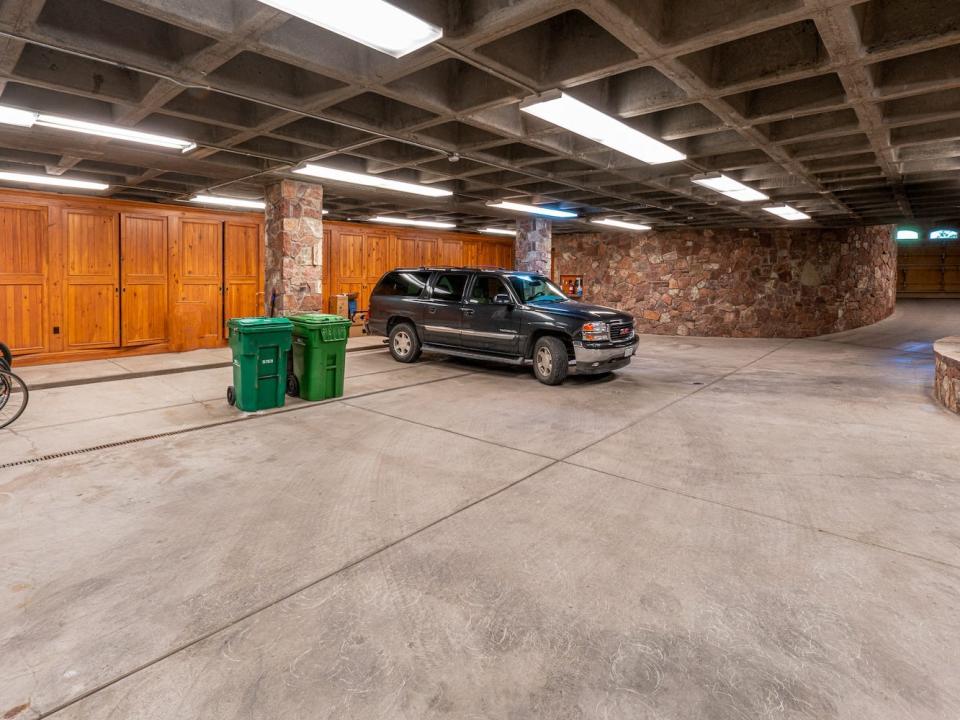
[0, 370, 28, 429]
[0, 341, 10, 372]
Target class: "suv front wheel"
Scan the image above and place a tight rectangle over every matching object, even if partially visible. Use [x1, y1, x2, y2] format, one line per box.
[389, 322, 422, 363]
[532, 336, 569, 385]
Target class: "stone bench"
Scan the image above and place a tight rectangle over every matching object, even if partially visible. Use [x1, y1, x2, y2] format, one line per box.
[934, 337, 960, 415]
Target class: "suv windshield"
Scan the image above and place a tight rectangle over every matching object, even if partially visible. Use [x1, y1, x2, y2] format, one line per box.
[508, 274, 568, 304]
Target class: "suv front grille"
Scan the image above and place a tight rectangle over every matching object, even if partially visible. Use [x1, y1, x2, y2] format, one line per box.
[609, 320, 635, 343]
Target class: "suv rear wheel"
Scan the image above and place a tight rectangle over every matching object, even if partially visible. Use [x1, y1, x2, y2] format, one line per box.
[532, 336, 568, 385]
[389, 322, 421, 363]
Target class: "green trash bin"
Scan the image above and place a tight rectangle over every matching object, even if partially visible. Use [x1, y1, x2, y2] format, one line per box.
[288, 313, 352, 401]
[226, 317, 293, 412]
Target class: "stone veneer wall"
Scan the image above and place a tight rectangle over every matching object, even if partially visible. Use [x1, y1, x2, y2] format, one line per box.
[554, 225, 896, 337]
[264, 179, 324, 315]
[934, 338, 960, 414]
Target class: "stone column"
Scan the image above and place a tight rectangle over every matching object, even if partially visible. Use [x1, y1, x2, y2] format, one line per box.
[264, 179, 324, 315]
[515, 217, 552, 274]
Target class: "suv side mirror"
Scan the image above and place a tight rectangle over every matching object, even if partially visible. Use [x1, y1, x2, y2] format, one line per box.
[493, 293, 512, 306]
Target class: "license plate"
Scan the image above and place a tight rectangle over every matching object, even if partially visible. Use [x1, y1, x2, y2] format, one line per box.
[623, 347, 633, 358]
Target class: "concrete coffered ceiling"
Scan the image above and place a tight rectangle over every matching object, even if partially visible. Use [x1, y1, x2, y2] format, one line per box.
[0, 0, 958, 232]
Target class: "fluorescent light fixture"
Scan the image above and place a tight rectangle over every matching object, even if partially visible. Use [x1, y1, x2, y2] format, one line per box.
[293, 163, 452, 198]
[692, 173, 768, 202]
[257, 0, 442, 58]
[370, 215, 455, 229]
[480, 227, 516, 237]
[0, 106, 38, 127]
[190, 195, 265, 210]
[487, 201, 578, 219]
[0, 171, 108, 191]
[0, 103, 196, 151]
[591, 218, 651, 231]
[762, 204, 811, 221]
[520, 91, 686, 165]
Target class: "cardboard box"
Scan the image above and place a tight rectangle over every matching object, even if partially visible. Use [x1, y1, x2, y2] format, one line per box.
[330, 294, 350, 319]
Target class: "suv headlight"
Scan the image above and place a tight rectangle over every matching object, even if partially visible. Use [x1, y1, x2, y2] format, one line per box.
[581, 321, 609, 342]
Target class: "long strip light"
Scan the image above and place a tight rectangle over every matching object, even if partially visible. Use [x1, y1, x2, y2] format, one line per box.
[294, 163, 451, 198]
[256, 0, 442, 58]
[370, 215, 455, 229]
[521, 91, 686, 165]
[591, 218, 651, 231]
[487, 201, 578, 219]
[190, 195, 265, 210]
[692, 173, 768, 202]
[0, 104, 196, 151]
[0, 171, 108, 191]
[480, 227, 516, 237]
[762, 204, 811, 221]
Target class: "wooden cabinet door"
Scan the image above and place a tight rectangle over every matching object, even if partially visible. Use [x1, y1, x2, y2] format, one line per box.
[462, 240, 480, 268]
[439, 238, 461, 267]
[225, 221, 261, 327]
[64, 209, 119, 350]
[363, 232, 391, 310]
[417, 238, 436, 267]
[497, 243, 514, 270]
[180, 219, 223, 343]
[332, 231, 365, 306]
[121, 213, 168, 346]
[398, 236, 418, 267]
[0, 204, 47, 355]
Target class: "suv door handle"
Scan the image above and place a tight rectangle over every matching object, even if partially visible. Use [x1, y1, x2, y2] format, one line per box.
[461, 308, 475, 316]
[427, 306, 437, 314]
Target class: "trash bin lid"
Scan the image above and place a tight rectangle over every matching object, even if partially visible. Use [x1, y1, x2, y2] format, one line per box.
[288, 313, 352, 327]
[227, 316, 293, 331]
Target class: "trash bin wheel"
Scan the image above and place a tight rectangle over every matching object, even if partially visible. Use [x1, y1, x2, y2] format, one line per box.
[286, 373, 300, 398]
[226, 385, 236, 406]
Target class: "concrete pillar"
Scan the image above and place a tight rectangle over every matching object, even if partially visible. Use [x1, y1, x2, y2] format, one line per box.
[515, 217, 552, 274]
[264, 179, 324, 315]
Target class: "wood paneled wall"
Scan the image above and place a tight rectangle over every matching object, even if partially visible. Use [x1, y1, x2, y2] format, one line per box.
[322, 221, 514, 312]
[0, 190, 516, 365]
[0, 189, 263, 365]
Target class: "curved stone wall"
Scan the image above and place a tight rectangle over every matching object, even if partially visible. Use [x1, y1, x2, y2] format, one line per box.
[934, 338, 960, 414]
[553, 225, 896, 338]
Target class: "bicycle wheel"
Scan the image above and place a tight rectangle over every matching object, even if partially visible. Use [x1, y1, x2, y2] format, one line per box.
[0, 370, 28, 429]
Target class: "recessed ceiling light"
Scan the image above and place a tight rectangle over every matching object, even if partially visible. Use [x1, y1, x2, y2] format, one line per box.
[370, 216, 456, 229]
[487, 201, 578, 219]
[762, 204, 811, 221]
[480, 227, 517, 236]
[190, 195, 265, 210]
[256, 0, 442, 58]
[591, 218, 652, 231]
[293, 164, 452, 198]
[0, 171, 108, 191]
[521, 91, 686, 165]
[692, 173, 768, 202]
[0, 104, 197, 151]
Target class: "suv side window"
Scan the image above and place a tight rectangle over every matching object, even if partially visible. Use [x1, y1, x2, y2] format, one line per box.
[374, 271, 431, 297]
[431, 273, 468, 302]
[469, 275, 511, 304]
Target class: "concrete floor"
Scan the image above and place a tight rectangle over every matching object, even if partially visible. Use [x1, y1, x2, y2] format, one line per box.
[1, 299, 959, 719]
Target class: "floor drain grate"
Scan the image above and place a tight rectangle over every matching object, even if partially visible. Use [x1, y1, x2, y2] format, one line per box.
[0, 369, 475, 471]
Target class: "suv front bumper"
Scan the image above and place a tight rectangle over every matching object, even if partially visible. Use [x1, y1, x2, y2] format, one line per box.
[572, 337, 639, 374]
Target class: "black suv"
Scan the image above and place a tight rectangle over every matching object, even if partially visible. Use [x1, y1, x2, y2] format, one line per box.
[368, 267, 638, 385]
